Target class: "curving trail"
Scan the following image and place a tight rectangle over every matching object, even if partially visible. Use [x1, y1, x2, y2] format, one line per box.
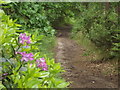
[55, 25, 118, 88]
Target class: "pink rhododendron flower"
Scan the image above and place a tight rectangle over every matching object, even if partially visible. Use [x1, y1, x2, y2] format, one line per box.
[40, 58, 46, 62]
[16, 52, 34, 62]
[19, 33, 31, 44]
[36, 58, 48, 71]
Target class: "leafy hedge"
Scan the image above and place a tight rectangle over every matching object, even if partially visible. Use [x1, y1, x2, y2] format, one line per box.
[3, 2, 55, 36]
[2, 2, 81, 34]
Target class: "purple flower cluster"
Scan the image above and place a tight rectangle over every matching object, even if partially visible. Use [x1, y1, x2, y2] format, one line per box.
[19, 33, 31, 44]
[16, 33, 48, 71]
[36, 58, 48, 71]
[16, 52, 34, 62]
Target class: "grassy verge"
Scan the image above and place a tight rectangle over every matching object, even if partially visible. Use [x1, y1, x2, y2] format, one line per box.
[71, 31, 118, 75]
[71, 31, 112, 61]
[39, 35, 56, 59]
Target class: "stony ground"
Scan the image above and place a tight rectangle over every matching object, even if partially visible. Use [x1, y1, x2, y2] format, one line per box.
[55, 25, 118, 88]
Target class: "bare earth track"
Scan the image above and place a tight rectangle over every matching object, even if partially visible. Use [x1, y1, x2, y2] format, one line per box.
[55, 25, 118, 88]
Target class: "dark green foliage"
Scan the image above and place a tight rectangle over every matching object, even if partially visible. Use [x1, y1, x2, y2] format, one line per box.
[71, 3, 119, 58]
[3, 2, 77, 36]
[3, 2, 55, 35]
[111, 30, 120, 57]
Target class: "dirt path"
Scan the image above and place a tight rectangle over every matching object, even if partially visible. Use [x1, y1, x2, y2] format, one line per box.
[55, 26, 118, 88]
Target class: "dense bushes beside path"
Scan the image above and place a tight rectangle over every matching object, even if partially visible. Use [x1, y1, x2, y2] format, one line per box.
[70, 3, 119, 59]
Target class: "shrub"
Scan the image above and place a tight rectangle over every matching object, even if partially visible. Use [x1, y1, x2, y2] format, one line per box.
[0, 9, 69, 88]
[71, 3, 119, 58]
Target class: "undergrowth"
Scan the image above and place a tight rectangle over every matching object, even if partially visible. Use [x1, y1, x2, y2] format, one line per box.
[71, 31, 110, 61]
[40, 35, 56, 59]
[71, 31, 118, 75]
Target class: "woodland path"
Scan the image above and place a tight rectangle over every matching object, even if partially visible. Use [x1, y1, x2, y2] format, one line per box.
[55, 25, 118, 88]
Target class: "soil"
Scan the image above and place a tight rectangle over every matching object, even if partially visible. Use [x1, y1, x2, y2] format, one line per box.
[54, 25, 118, 88]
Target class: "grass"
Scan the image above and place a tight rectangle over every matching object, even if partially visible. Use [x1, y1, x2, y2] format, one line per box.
[71, 31, 118, 75]
[39, 35, 56, 59]
[71, 31, 111, 61]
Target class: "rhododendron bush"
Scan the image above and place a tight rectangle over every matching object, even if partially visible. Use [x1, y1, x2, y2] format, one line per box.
[0, 9, 69, 88]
